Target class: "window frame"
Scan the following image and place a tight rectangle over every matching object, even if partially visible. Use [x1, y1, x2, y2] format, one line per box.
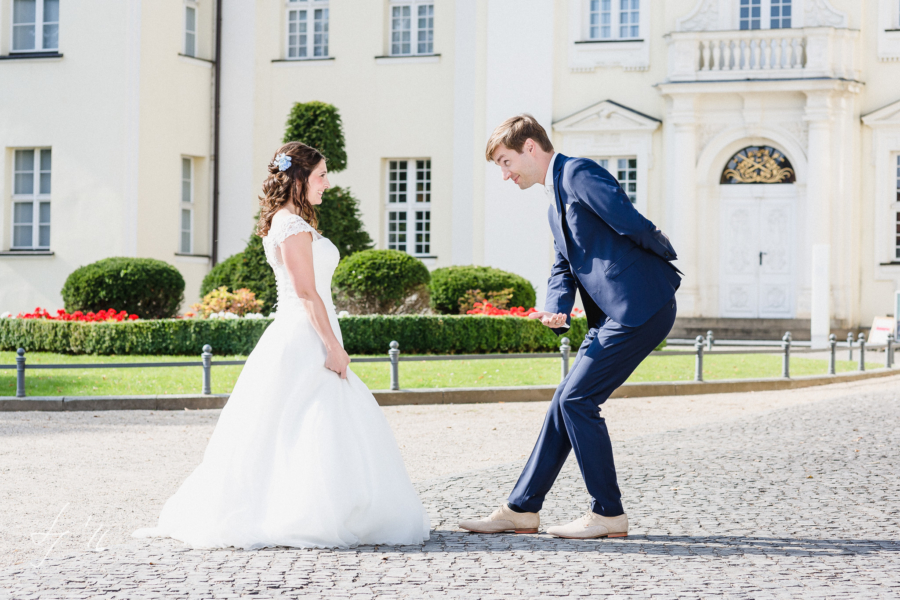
[285, 0, 330, 60]
[389, 0, 434, 56]
[11, 0, 59, 53]
[180, 157, 194, 254]
[385, 159, 433, 257]
[11, 148, 51, 251]
[585, 0, 641, 42]
[738, 0, 793, 31]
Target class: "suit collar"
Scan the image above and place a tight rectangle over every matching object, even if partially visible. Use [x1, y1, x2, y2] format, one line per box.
[552, 153, 568, 219]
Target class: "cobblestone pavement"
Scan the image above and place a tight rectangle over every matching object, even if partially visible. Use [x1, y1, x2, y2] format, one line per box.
[2, 390, 899, 599]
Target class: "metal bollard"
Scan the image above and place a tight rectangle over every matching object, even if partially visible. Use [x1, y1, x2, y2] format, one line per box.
[694, 335, 704, 382]
[560, 337, 571, 381]
[885, 333, 893, 370]
[389, 341, 400, 391]
[15, 348, 26, 398]
[847, 332, 854, 361]
[888, 333, 895, 369]
[858, 333, 866, 372]
[706, 330, 715, 352]
[782, 332, 791, 378]
[201, 344, 212, 395]
[828, 334, 836, 375]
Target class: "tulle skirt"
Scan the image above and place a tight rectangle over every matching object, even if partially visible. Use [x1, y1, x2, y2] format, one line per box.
[134, 309, 431, 549]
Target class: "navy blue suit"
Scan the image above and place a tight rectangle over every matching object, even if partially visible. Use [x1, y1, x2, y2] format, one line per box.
[508, 154, 682, 517]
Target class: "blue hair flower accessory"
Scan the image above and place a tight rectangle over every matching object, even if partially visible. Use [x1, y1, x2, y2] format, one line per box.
[273, 153, 292, 172]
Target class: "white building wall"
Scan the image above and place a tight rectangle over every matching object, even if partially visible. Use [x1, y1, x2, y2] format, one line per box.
[3, 0, 900, 330]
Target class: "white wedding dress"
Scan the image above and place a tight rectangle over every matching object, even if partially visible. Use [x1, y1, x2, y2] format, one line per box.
[134, 214, 430, 549]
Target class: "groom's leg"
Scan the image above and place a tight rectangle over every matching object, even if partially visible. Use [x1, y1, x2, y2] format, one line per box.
[559, 299, 677, 516]
[507, 332, 595, 513]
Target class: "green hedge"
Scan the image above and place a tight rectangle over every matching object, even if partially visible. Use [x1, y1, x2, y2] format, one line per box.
[0, 316, 591, 356]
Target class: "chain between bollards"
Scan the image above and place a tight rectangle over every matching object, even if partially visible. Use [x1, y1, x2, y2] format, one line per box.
[560, 337, 571, 381]
[201, 344, 213, 395]
[858, 332, 866, 372]
[828, 334, 836, 375]
[782, 332, 791, 378]
[389, 341, 400, 391]
[694, 335, 704, 382]
[15, 348, 26, 398]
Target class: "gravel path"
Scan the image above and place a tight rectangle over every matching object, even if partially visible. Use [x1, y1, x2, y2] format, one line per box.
[1, 375, 899, 597]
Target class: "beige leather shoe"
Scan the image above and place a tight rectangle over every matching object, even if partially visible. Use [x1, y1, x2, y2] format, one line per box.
[546, 511, 628, 539]
[458, 504, 539, 534]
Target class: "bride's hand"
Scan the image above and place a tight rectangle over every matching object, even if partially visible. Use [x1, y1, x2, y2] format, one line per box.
[325, 346, 351, 379]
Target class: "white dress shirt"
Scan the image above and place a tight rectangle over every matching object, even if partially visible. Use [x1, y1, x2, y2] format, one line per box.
[543, 152, 560, 203]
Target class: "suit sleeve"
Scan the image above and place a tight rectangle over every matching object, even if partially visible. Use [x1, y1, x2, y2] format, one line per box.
[567, 159, 679, 262]
[543, 239, 576, 335]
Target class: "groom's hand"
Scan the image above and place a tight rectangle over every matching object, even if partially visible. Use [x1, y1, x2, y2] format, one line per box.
[528, 311, 568, 329]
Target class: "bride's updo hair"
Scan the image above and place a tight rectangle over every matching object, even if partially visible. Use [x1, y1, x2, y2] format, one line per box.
[256, 142, 326, 237]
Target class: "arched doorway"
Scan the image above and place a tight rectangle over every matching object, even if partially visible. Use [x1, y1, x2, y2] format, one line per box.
[718, 146, 797, 318]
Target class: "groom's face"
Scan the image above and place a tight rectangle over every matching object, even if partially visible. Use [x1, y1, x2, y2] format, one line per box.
[492, 141, 542, 190]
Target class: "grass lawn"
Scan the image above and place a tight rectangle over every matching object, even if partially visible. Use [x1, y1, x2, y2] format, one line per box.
[0, 350, 883, 397]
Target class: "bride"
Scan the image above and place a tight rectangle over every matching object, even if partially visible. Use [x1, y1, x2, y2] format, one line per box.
[134, 142, 430, 549]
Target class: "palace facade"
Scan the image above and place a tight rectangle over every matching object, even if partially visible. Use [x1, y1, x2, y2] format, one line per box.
[3, 0, 900, 337]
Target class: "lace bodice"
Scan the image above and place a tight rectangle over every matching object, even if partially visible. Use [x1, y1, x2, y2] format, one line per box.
[262, 214, 341, 315]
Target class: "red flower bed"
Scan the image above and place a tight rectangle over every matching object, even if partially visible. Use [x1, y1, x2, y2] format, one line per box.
[466, 303, 586, 318]
[14, 307, 140, 322]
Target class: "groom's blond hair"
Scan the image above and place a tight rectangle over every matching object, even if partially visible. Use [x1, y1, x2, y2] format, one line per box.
[485, 114, 554, 162]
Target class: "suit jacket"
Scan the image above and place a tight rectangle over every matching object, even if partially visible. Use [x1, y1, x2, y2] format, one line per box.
[544, 154, 682, 332]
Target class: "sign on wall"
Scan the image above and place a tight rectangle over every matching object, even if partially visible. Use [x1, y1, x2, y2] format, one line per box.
[869, 317, 895, 346]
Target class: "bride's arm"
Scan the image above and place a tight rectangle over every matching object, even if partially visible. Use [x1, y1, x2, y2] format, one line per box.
[279, 231, 350, 379]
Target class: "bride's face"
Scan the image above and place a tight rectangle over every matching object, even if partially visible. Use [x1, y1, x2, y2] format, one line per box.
[306, 160, 330, 205]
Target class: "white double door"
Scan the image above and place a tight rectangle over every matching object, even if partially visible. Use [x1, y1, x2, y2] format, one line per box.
[719, 185, 796, 318]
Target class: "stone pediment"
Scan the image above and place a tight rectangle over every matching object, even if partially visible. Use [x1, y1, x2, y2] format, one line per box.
[553, 100, 661, 133]
[862, 99, 900, 127]
[676, 0, 848, 32]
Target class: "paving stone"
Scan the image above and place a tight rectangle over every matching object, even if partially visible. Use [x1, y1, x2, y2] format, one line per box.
[1, 392, 899, 598]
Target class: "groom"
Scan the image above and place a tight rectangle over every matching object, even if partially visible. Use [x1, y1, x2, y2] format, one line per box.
[459, 115, 682, 539]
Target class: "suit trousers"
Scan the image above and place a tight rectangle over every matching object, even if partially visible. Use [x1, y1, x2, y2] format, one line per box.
[508, 297, 677, 517]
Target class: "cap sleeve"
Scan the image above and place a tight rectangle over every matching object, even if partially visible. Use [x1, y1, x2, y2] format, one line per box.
[271, 214, 317, 247]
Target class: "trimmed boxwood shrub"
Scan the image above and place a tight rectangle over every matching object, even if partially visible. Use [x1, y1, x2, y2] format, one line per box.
[0, 315, 591, 356]
[61, 257, 185, 319]
[201, 236, 278, 315]
[429, 266, 536, 315]
[332, 250, 430, 314]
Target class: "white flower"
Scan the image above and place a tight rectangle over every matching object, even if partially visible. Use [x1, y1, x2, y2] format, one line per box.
[0, 312, 12, 319]
[273, 153, 292, 172]
[244, 313, 265, 320]
[338, 311, 350, 318]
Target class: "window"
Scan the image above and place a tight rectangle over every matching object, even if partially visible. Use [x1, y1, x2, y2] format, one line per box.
[184, 1, 197, 57]
[386, 160, 431, 256]
[12, 149, 51, 250]
[12, 0, 58, 52]
[390, 1, 433, 55]
[180, 157, 193, 254]
[770, 0, 791, 29]
[740, 0, 791, 30]
[286, 0, 329, 59]
[587, 0, 639, 40]
[895, 155, 900, 259]
[596, 158, 637, 203]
